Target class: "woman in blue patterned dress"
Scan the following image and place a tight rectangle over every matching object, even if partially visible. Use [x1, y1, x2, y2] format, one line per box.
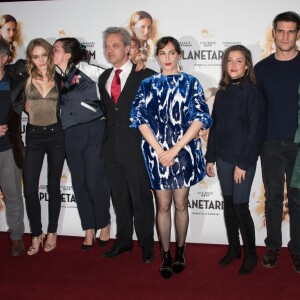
[130, 36, 212, 279]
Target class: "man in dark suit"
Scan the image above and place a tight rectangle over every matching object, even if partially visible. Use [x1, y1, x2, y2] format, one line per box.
[98, 27, 156, 263]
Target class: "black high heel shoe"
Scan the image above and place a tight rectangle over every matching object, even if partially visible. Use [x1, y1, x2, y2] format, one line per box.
[81, 230, 95, 251]
[98, 239, 109, 248]
[99, 224, 110, 248]
[160, 250, 173, 279]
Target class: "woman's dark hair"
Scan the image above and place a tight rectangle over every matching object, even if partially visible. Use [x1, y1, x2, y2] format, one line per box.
[219, 45, 256, 90]
[54, 37, 90, 66]
[273, 11, 300, 31]
[155, 36, 181, 56]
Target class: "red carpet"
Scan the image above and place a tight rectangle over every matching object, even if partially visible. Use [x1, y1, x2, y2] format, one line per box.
[1, 232, 299, 300]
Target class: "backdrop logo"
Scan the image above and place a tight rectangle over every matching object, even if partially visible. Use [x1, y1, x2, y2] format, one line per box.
[188, 188, 224, 217]
[82, 41, 96, 60]
[223, 41, 242, 47]
[180, 41, 192, 47]
[201, 28, 215, 38]
[181, 48, 223, 61]
[58, 29, 71, 37]
[180, 38, 223, 62]
[188, 197, 223, 217]
[38, 192, 76, 203]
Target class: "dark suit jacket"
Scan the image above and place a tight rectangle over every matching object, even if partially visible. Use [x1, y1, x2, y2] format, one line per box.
[5, 60, 27, 169]
[98, 64, 156, 164]
[6, 108, 24, 169]
[6, 59, 28, 116]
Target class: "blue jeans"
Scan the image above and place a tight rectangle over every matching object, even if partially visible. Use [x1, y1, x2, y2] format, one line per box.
[216, 159, 256, 204]
[261, 140, 300, 254]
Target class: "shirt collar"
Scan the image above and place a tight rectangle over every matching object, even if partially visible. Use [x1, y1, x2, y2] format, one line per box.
[113, 59, 132, 74]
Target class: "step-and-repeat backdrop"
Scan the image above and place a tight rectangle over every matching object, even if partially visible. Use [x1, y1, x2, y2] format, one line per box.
[0, 0, 299, 245]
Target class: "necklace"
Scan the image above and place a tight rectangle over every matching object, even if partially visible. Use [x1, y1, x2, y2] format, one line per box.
[231, 73, 246, 84]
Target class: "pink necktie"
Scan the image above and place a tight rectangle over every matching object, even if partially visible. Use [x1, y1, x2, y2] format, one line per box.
[111, 69, 122, 104]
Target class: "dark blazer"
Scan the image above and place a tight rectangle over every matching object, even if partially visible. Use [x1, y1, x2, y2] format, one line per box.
[98, 64, 156, 164]
[5, 60, 27, 169]
[6, 59, 28, 116]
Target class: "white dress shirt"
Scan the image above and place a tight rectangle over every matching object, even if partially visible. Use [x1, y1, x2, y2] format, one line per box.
[105, 59, 133, 97]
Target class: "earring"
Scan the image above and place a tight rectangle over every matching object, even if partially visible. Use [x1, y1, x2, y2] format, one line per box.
[178, 60, 183, 71]
[154, 58, 162, 72]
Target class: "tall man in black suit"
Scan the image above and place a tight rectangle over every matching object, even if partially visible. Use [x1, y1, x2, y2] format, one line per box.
[98, 27, 156, 263]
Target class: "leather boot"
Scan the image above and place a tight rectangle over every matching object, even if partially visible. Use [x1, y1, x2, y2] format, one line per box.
[239, 253, 258, 275]
[173, 245, 186, 274]
[219, 195, 241, 265]
[160, 250, 173, 279]
[234, 203, 258, 275]
[10, 239, 25, 256]
[219, 247, 242, 265]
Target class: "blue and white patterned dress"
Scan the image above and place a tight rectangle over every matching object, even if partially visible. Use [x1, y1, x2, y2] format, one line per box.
[130, 72, 212, 190]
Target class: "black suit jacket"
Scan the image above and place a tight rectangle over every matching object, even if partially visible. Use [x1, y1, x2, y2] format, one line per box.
[5, 60, 27, 169]
[98, 64, 156, 164]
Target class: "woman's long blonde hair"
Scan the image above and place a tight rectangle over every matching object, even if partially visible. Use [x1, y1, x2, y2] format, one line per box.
[26, 38, 55, 81]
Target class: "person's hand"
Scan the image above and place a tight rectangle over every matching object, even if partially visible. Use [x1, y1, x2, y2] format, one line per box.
[200, 129, 209, 143]
[0, 124, 8, 137]
[134, 54, 146, 72]
[158, 148, 177, 167]
[206, 163, 215, 177]
[0, 190, 5, 211]
[234, 166, 246, 184]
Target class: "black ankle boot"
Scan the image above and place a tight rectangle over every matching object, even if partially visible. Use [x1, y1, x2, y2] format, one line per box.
[173, 245, 186, 274]
[219, 246, 242, 265]
[239, 254, 258, 275]
[160, 250, 173, 279]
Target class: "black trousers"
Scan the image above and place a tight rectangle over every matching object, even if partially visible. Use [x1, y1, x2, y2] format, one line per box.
[24, 123, 65, 237]
[65, 119, 110, 231]
[105, 161, 154, 249]
[261, 140, 300, 254]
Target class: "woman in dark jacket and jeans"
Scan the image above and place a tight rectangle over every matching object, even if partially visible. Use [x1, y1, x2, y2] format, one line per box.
[206, 45, 265, 275]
